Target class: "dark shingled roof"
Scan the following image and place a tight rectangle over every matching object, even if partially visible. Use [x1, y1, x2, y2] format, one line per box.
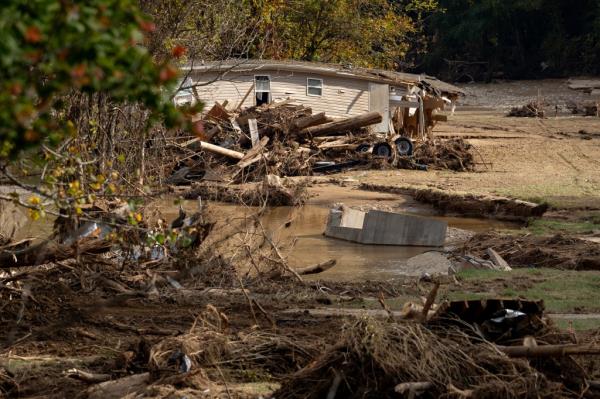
[184, 59, 465, 97]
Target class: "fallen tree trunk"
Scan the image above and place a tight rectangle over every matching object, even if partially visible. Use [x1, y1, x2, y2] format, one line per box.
[0, 238, 112, 269]
[498, 344, 600, 358]
[299, 112, 382, 137]
[295, 259, 337, 275]
[292, 112, 330, 131]
[87, 372, 149, 399]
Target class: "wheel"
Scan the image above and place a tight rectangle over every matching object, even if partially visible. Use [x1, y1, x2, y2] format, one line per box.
[372, 142, 393, 158]
[394, 137, 414, 156]
[355, 143, 371, 153]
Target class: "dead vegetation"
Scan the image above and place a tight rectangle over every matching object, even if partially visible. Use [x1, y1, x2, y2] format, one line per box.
[457, 232, 600, 270]
[508, 101, 545, 117]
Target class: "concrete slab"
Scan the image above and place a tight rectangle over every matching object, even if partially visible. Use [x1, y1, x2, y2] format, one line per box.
[324, 205, 447, 246]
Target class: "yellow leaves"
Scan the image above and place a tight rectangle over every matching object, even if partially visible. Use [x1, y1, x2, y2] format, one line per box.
[27, 195, 44, 221]
[127, 211, 143, 226]
[28, 209, 41, 221]
[28, 195, 41, 206]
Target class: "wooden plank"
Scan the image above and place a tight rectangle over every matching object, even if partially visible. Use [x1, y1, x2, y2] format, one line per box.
[198, 141, 244, 160]
[248, 118, 259, 147]
[235, 83, 255, 110]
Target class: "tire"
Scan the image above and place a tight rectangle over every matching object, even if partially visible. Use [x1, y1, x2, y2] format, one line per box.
[373, 142, 393, 158]
[355, 143, 371, 153]
[394, 137, 414, 156]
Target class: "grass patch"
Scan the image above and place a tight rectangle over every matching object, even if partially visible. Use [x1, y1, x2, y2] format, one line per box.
[450, 268, 600, 313]
[552, 318, 600, 331]
[526, 218, 600, 235]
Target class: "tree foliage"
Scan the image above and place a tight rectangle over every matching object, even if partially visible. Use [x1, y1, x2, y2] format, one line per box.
[423, 0, 600, 79]
[249, 0, 438, 69]
[0, 0, 185, 159]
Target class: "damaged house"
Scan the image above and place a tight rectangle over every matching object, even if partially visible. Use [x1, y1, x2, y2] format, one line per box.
[175, 60, 464, 139]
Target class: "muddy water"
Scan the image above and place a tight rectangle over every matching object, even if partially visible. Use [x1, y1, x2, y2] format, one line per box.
[15, 195, 514, 281]
[160, 199, 516, 281]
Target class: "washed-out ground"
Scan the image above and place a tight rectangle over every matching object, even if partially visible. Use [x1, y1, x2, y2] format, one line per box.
[2, 79, 600, 398]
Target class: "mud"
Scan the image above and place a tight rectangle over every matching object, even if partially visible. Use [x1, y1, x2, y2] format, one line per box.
[359, 183, 548, 221]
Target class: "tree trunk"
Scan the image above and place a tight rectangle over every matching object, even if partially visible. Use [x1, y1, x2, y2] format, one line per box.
[299, 112, 382, 137]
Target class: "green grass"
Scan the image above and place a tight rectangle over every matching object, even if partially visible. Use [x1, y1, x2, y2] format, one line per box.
[552, 318, 600, 331]
[526, 218, 600, 236]
[449, 268, 600, 313]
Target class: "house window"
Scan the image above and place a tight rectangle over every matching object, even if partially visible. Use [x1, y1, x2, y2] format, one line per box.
[255, 75, 271, 106]
[174, 77, 194, 106]
[307, 78, 323, 96]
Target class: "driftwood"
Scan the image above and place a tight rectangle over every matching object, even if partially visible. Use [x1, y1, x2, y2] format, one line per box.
[0, 238, 112, 269]
[66, 368, 111, 383]
[198, 141, 244, 160]
[87, 372, 149, 399]
[295, 259, 337, 275]
[395, 381, 433, 397]
[299, 112, 382, 137]
[292, 112, 330, 131]
[486, 248, 512, 271]
[497, 344, 600, 358]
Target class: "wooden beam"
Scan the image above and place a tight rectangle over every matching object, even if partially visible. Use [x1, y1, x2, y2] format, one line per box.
[299, 112, 382, 137]
[198, 141, 244, 160]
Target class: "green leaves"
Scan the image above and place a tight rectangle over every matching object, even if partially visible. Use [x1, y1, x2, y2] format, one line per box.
[0, 0, 182, 158]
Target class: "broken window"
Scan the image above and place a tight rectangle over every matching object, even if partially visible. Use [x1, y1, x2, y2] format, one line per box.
[174, 77, 194, 106]
[255, 75, 270, 106]
[307, 78, 323, 96]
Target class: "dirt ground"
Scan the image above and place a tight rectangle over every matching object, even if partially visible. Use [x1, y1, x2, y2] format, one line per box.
[2, 80, 600, 398]
[334, 81, 600, 209]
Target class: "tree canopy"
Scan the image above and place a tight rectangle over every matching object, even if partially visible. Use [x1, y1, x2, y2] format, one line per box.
[0, 0, 184, 159]
[422, 0, 600, 79]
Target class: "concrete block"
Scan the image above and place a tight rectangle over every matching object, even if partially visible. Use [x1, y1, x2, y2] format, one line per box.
[324, 206, 447, 247]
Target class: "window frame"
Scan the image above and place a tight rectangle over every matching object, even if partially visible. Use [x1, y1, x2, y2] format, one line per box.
[254, 74, 271, 105]
[306, 77, 323, 97]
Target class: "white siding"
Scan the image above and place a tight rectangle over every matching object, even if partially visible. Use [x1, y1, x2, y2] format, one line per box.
[190, 70, 370, 118]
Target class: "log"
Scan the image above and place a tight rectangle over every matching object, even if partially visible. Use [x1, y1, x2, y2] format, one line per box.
[0, 238, 112, 269]
[66, 368, 111, 383]
[237, 136, 270, 169]
[198, 141, 244, 160]
[394, 381, 433, 397]
[87, 372, 149, 399]
[486, 248, 512, 271]
[292, 112, 329, 131]
[497, 344, 600, 358]
[299, 112, 382, 137]
[295, 259, 337, 275]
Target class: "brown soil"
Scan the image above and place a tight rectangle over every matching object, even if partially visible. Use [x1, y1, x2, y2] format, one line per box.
[3, 80, 600, 398]
[334, 83, 600, 211]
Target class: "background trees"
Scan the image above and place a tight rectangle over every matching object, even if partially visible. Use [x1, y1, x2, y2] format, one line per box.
[422, 0, 600, 80]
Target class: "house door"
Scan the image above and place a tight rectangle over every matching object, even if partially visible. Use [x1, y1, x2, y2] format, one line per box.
[369, 83, 390, 133]
[255, 75, 271, 106]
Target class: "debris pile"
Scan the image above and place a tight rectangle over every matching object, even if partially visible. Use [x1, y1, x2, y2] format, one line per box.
[507, 101, 545, 117]
[412, 138, 475, 171]
[167, 100, 475, 188]
[276, 316, 590, 399]
[566, 102, 599, 116]
[457, 232, 600, 270]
